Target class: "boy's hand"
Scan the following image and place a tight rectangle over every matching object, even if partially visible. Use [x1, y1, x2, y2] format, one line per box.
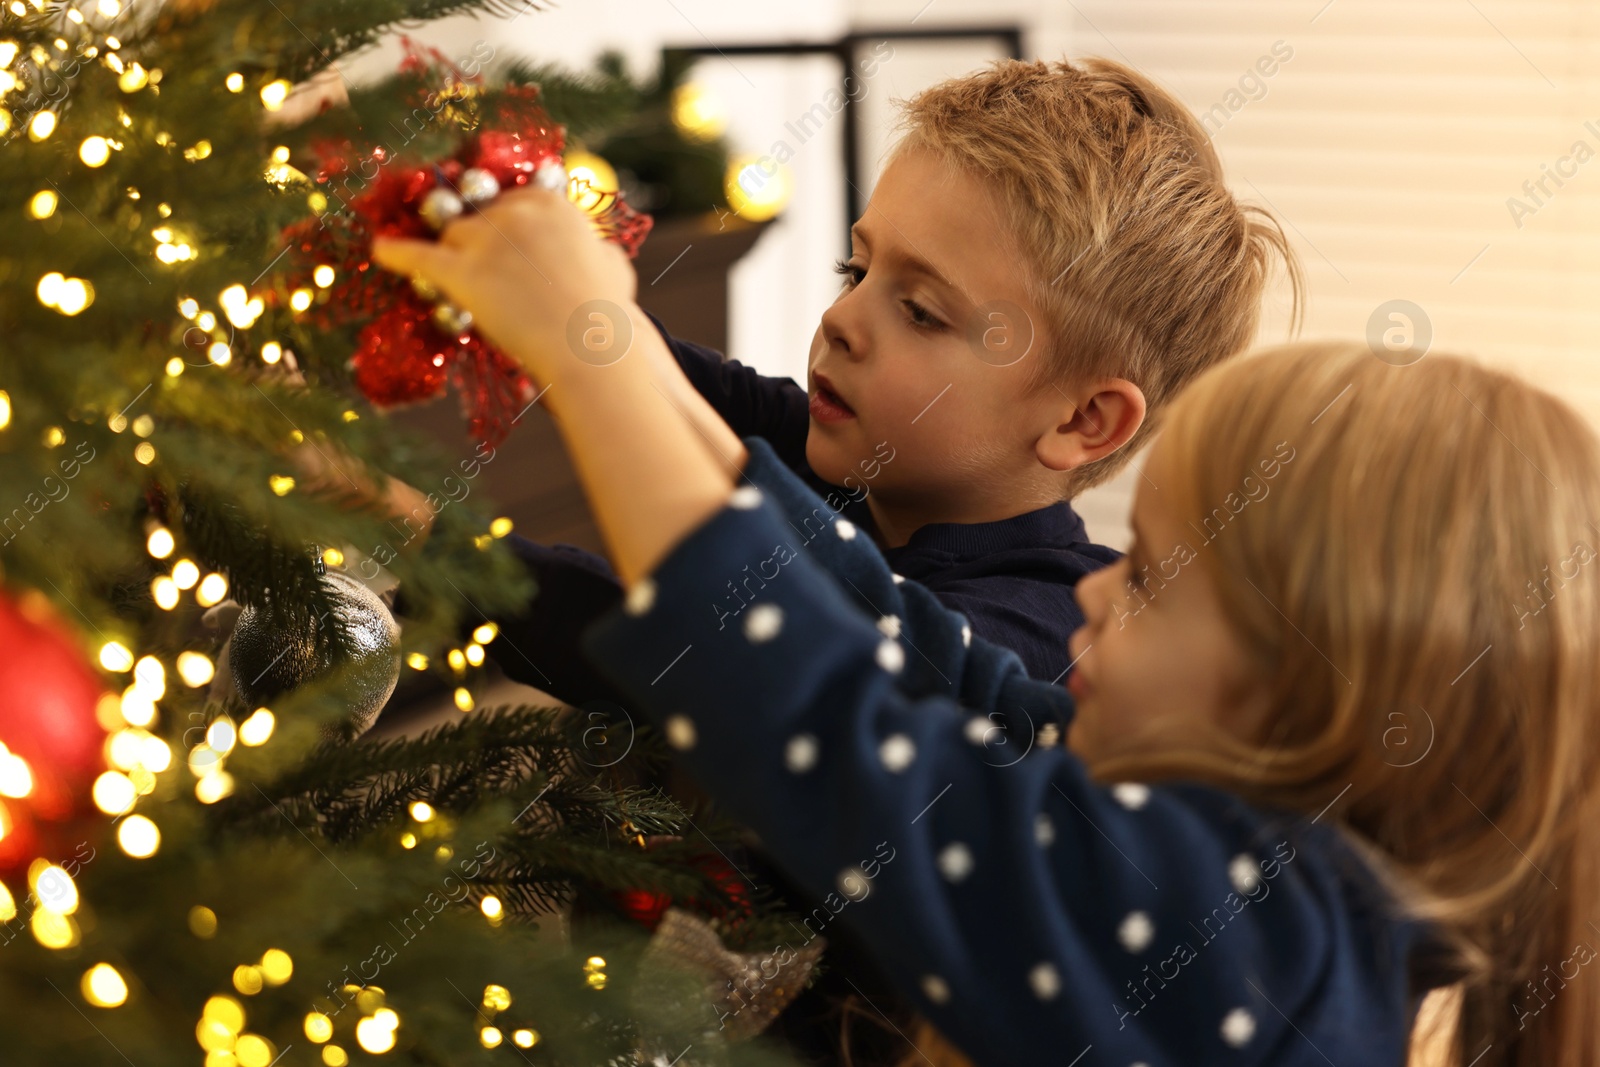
[371, 185, 638, 390]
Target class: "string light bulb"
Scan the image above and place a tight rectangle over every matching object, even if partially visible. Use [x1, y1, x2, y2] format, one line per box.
[92, 771, 137, 815]
[81, 963, 128, 1007]
[99, 641, 134, 672]
[146, 526, 174, 558]
[176, 651, 214, 687]
[195, 572, 228, 607]
[238, 709, 275, 746]
[354, 1014, 396, 1054]
[151, 575, 179, 610]
[195, 771, 234, 804]
[28, 110, 56, 141]
[79, 136, 111, 167]
[116, 815, 159, 858]
[259, 79, 290, 110]
[171, 558, 199, 588]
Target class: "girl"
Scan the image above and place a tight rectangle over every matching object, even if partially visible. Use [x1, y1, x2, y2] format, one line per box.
[374, 184, 1600, 1065]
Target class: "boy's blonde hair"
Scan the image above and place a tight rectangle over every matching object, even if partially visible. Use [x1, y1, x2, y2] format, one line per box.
[887, 57, 1303, 496]
[1104, 343, 1600, 1067]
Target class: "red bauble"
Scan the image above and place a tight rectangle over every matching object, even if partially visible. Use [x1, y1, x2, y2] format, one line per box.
[613, 850, 754, 932]
[0, 589, 110, 877]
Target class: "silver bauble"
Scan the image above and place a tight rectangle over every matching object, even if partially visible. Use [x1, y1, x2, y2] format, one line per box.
[457, 167, 501, 205]
[533, 157, 568, 193]
[418, 186, 465, 231]
[228, 570, 400, 736]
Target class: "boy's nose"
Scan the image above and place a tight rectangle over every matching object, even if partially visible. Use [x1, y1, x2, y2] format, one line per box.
[819, 289, 869, 362]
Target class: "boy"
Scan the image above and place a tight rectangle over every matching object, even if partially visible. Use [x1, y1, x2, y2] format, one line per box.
[369, 55, 1299, 698]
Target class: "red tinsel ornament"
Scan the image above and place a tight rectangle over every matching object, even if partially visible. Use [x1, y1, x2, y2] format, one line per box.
[0, 588, 110, 879]
[279, 43, 653, 448]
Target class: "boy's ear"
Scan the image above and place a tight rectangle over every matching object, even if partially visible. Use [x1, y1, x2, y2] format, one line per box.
[1036, 379, 1146, 472]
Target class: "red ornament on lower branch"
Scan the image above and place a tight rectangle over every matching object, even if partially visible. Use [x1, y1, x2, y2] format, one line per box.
[0, 588, 111, 878]
[612, 849, 754, 932]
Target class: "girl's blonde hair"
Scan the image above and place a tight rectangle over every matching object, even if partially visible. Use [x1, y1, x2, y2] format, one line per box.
[1092, 341, 1600, 1066]
[887, 56, 1305, 497]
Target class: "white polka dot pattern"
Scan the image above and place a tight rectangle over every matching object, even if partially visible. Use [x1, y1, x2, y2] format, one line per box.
[1112, 782, 1151, 810]
[784, 733, 819, 773]
[1220, 1008, 1256, 1047]
[879, 733, 916, 772]
[937, 842, 974, 883]
[729, 485, 764, 509]
[920, 974, 951, 1004]
[1028, 962, 1061, 1000]
[1118, 911, 1154, 953]
[964, 716, 991, 746]
[836, 866, 872, 901]
[876, 638, 905, 673]
[835, 518, 857, 540]
[743, 603, 783, 643]
[1229, 854, 1261, 895]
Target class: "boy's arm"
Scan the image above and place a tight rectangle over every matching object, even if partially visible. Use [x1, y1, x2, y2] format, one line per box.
[638, 308, 812, 477]
[466, 534, 634, 706]
[576, 480, 1397, 1065]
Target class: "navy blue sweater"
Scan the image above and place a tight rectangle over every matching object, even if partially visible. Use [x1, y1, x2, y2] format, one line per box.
[479, 311, 1118, 706]
[577, 436, 1449, 1066]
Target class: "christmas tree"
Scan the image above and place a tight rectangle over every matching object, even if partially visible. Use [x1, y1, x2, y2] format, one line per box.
[0, 1, 804, 1062]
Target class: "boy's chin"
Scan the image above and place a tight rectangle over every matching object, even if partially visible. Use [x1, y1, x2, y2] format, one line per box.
[803, 433, 856, 486]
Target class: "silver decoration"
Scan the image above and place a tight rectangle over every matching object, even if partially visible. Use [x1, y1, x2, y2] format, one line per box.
[533, 157, 568, 193]
[417, 186, 465, 232]
[457, 167, 501, 205]
[227, 570, 400, 737]
[633, 907, 825, 1045]
[431, 302, 474, 335]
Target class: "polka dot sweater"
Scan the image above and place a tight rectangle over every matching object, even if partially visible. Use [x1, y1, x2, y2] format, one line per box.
[580, 437, 1447, 1066]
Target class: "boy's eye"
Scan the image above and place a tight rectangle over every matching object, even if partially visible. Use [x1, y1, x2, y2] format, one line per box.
[831, 258, 946, 332]
[902, 299, 944, 331]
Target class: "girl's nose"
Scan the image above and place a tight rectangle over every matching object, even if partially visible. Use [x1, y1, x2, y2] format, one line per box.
[1074, 565, 1115, 631]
